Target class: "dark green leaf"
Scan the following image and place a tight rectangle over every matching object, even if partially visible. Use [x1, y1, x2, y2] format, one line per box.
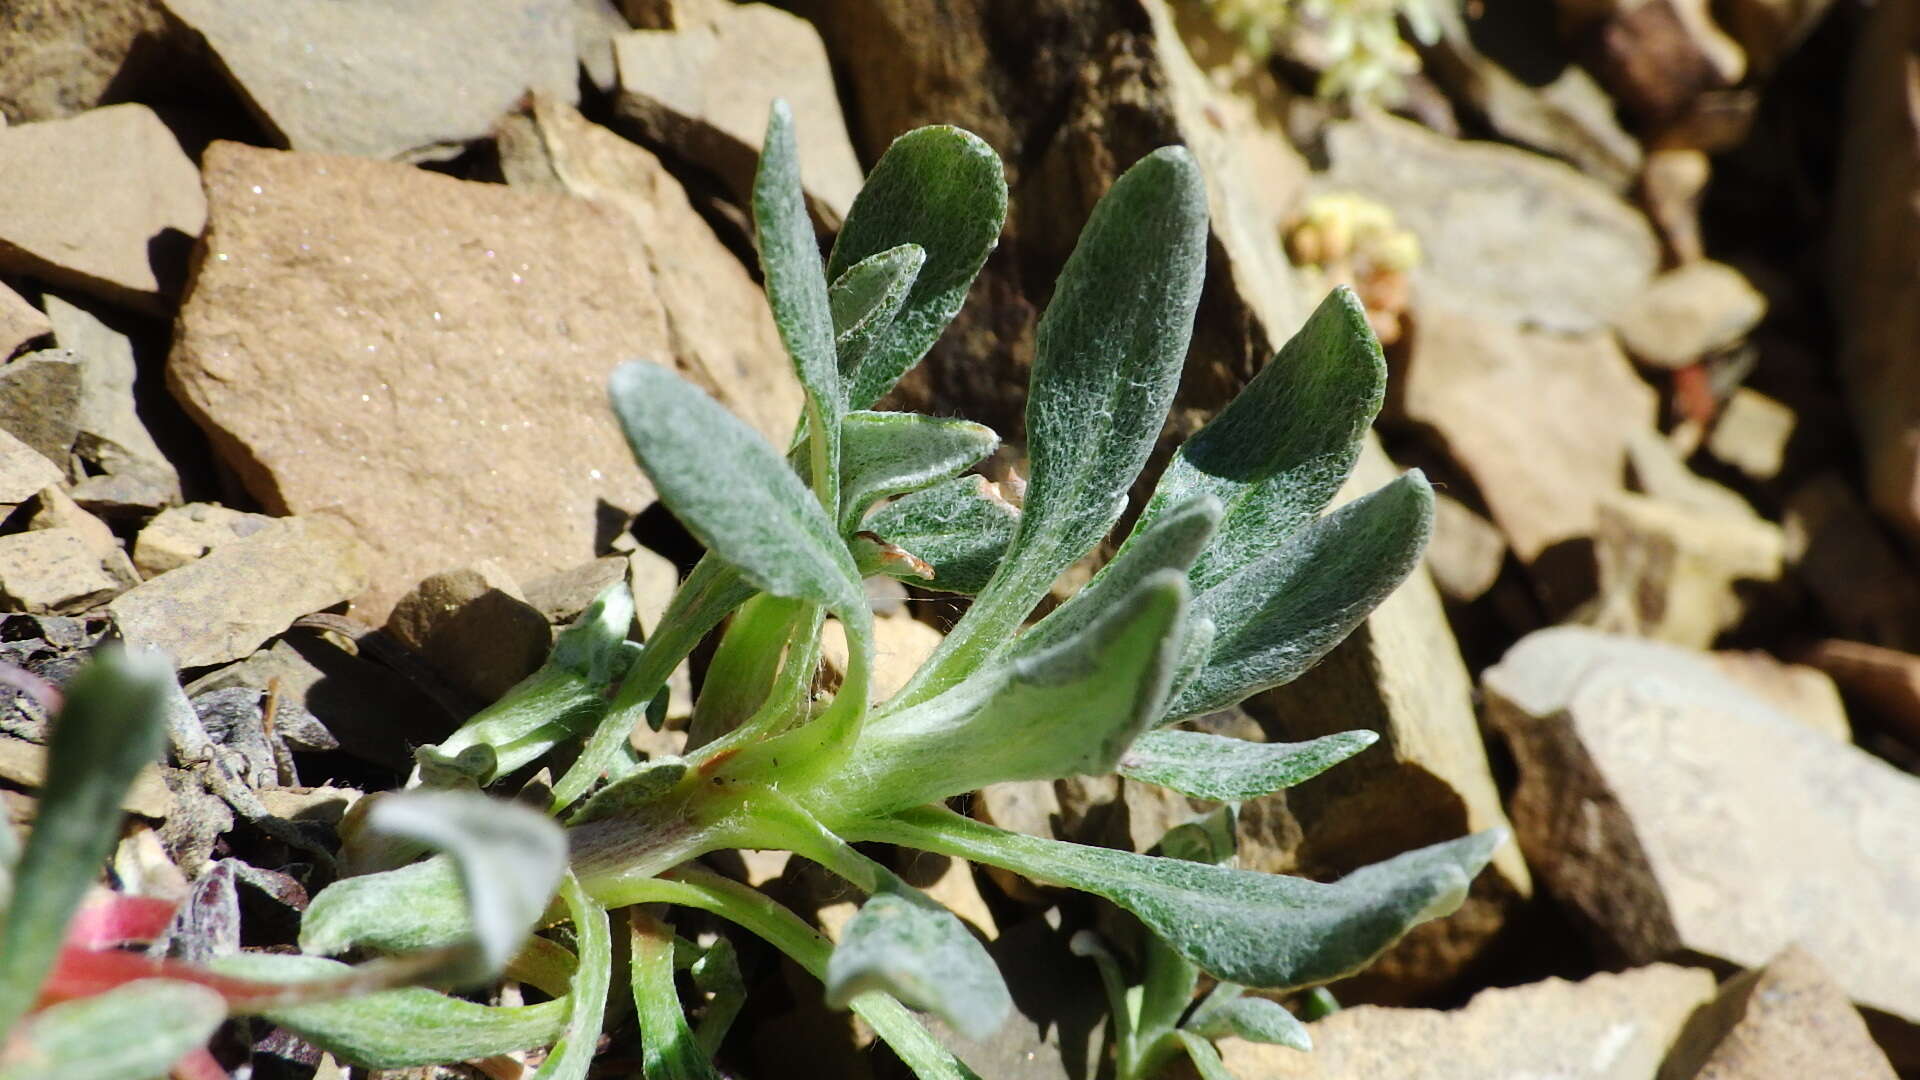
[840, 411, 999, 532]
[827, 126, 1007, 409]
[897, 146, 1209, 706]
[0, 979, 225, 1080]
[609, 361, 864, 616]
[830, 244, 924, 377]
[820, 572, 1186, 818]
[1170, 471, 1433, 721]
[1019, 495, 1219, 656]
[210, 953, 569, 1068]
[857, 475, 1020, 595]
[864, 807, 1505, 992]
[1118, 730, 1377, 802]
[1186, 986, 1311, 1050]
[1140, 286, 1386, 592]
[0, 649, 172, 1034]
[824, 887, 1011, 1041]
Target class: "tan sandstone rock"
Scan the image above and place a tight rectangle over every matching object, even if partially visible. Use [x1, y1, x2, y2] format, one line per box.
[132, 503, 276, 578]
[0, 282, 49, 360]
[1660, 947, 1897, 1080]
[386, 562, 554, 704]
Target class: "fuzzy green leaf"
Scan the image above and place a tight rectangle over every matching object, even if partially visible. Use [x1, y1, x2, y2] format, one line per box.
[755, 99, 842, 504]
[0, 979, 225, 1080]
[1173, 1030, 1238, 1080]
[839, 411, 999, 532]
[864, 807, 1504, 992]
[830, 244, 925, 377]
[820, 572, 1186, 819]
[1019, 495, 1220, 656]
[531, 876, 611, 1080]
[211, 953, 569, 1068]
[1170, 471, 1434, 721]
[1186, 986, 1311, 1050]
[827, 126, 1007, 409]
[0, 649, 172, 1034]
[548, 580, 642, 685]
[302, 856, 468, 957]
[610, 361, 864, 616]
[897, 146, 1209, 706]
[688, 937, 745, 1056]
[857, 474, 1020, 595]
[1118, 730, 1377, 802]
[567, 758, 689, 824]
[825, 887, 1011, 1041]
[1140, 286, 1386, 591]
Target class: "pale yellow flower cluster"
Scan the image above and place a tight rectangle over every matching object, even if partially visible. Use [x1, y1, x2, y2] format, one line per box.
[1198, 0, 1452, 101]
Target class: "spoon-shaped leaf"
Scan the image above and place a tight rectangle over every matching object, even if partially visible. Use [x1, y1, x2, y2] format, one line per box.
[839, 410, 1000, 533]
[856, 474, 1020, 595]
[828, 126, 1007, 409]
[1138, 286, 1386, 591]
[0, 978, 225, 1080]
[610, 361, 864, 617]
[831, 244, 925, 376]
[1117, 729, 1378, 802]
[1016, 495, 1220, 658]
[1169, 471, 1434, 721]
[1185, 985, 1311, 1050]
[897, 145, 1209, 706]
[861, 806, 1505, 992]
[824, 886, 1012, 1041]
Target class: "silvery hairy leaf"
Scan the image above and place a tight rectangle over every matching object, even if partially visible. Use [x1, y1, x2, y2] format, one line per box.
[1117, 729, 1378, 802]
[1185, 985, 1311, 1050]
[0, 979, 225, 1080]
[839, 410, 999, 533]
[857, 474, 1020, 595]
[824, 885, 1011, 1041]
[830, 244, 924, 377]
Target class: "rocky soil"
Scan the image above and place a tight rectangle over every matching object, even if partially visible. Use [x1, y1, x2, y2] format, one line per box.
[1, 0, 1917, 1077]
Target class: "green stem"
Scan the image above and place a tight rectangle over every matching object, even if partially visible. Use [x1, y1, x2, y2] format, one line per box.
[531, 875, 611, 1080]
[630, 908, 721, 1080]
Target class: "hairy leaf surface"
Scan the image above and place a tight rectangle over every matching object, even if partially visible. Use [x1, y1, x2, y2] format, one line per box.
[1118, 729, 1377, 802]
[858, 474, 1020, 595]
[830, 244, 924, 376]
[839, 411, 999, 532]
[825, 887, 1011, 1041]
[0, 979, 225, 1080]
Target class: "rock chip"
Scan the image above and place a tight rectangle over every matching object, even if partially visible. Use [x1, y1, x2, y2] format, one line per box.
[1484, 626, 1920, 1034]
[612, 2, 863, 226]
[1662, 946, 1897, 1080]
[1625, 427, 1757, 520]
[0, 104, 205, 311]
[1585, 492, 1785, 648]
[0, 528, 126, 614]
[132, 503, 275, 578]
[0, 428, 62, 508]
[1218, 964, 1715, 1080]
[109, 515, 372, 668]
[168, 143, 786, 620]
[1319, 111, 1659, 334]
[0, 282, 49, 360]
[1831, 0, 1920, 549]
[496, 97, 803, 443]
[160, 0, 578, 162]
[1707, 650, 1850, 742]
[386, 562, 553, 703]
[0, 0, 171, 124]
[0, 349, 81, 467]
[24, 487, 139, 589]
[1399, 306, 1658, 568]
[1705, 388, 1797, 484]
[1613, 261, 1767, 369]
[523, 555, 631, 624]
[1427, 492, 1506, 604]
[45, 294, 181, 505]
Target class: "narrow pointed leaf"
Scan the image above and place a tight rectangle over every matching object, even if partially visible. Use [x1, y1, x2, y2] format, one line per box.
[631, 910, 722, 1080]
[899, 146, 1209, 705]
[839, 411, 1000, 531]
[0, 979, 225, 1080]
[1019, 495, 1219, 656]
[1170, 472, 1434, 721]
[857, 474, 1020, 595]
[531, 876, 611, 1080]
[827, 125, 1007, 409]
[1140, 286, 1386, 591]
[824, 888, 1012, 1041]
[0, 649, 172, 1035]
[1186, 988, 1311, 1050]
[863, 807, 1505, 992]
[754, 99, 842, 503]
[210, 953, 569, 1068]
[823, 572, 1186, 818]
[830, 244, 925, 376]
[610, 361, 864, 615]
[1118, 730, 1378, 801]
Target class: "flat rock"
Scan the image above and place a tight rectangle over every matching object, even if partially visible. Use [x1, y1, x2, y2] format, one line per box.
[1245, 436, 1531, 1002]
[1831, 0, 1920, 549]
[1400, 305, 1658, 568]
[0, 428, 64, 507]
[1614, 261, 1767, 369]
[1662, 946, 1897, 1080]
[0, 733, 173, 818]
[1218, 964, 1715, 1080]
[386, 562, 553, 703]
[0, 282, 49, 360]
[1585, 492, 1785, 648]
[0, 0, 170, 124]
[496, 97, 803, 443]
[0, 528, 125, 614]
[0, 104, 204, 311]
[25, 487, 139, 589]
[132, 502, 275, 578]
[160, 0, 578, 162]
[1484, 626, 1920, 1035]
[45, 294, 181, 504]
[612, 2, 863, 226]
[109, 515, 372, 668]
[523, 555, 631, 624]
[1707, 650, 1850, 742]
[1319, 111, 1659, 334]
[0, 349, 81, 466]
[168, 143, 790, 620]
